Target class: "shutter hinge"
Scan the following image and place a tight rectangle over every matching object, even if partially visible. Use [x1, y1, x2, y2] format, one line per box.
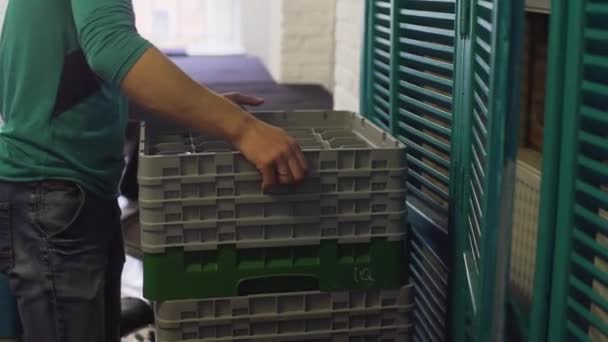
[460, 0, 472, 38]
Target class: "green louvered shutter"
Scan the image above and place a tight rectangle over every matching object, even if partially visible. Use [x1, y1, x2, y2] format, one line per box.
[361, 1, 457, 340]
[363, 1, 457, 210]
[544, 1, 608, 340]
[363, 0, 395, 132]
[452, 0, 524, 341]
[394, 0, 455, 217]
[461, 0, 497, 314]
[394, 2, 456, 341]
[361, 1, 525, 340]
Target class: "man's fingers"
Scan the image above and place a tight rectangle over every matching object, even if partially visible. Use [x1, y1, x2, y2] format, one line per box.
[287, 154, 305, 182]
[238, 94, 265, 106]
[292, 145, 308, 173]
[260, 165, 277, 191]
[287, 158, 304, 183]
[276, 158, 293, 184]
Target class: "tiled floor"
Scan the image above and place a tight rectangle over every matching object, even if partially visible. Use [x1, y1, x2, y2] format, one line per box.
[121, 255, 145, 300]
[122, 327, 155, 342]
[121, 255, 155, 342]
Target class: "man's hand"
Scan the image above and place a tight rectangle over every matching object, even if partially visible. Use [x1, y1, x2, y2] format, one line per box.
[222, 92, 308, 191]
[232, 118, 308, 192]
[223, 92, 264, 108]
[223, 92, 308, 191]
[121, 48, 307, 191]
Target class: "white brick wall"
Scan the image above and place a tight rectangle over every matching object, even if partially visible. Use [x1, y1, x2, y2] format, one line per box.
[276, 0, 337, 90]
[268, 0, 284, 80]
[241, 0, 272, 69]
[0, 0, 7, 27]
[243, 0, 336, 90]
[242, 0, 365, 96]
[332, 0, 365, 112]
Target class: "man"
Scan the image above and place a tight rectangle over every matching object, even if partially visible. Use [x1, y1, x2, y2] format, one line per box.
[0, 1, 307, 341]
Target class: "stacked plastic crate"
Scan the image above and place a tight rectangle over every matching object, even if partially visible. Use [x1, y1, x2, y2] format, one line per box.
[138, 111, 412, 341]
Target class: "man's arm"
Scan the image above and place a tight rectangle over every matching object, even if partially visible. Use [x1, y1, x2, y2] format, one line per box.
[70, 0, 307, 190]
[122, 47, 254, 144]
[122, 48, 309, 189]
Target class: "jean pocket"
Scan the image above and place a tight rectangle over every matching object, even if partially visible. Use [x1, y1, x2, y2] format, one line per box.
[0, 202, 12, 272]
[33, 181, 86, 239]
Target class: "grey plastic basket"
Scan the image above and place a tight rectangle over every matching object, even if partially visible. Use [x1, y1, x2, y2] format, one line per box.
[139, 111, 408, 253]
[140, 190, 406, 224]
[156, 284, 413, 322]
[139, 168, 405, 201]
[141, 212, 405, 253]
[156, 326, 412, 342]
[138, 111, 406, 178]
[155, 284, 413, 342]
[139, 190, 406, 253]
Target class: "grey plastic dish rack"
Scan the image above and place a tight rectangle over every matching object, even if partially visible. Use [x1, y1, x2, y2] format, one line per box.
[140, 193, 406, 252]
[155, 284, 413, 342]
[141, 212, 405, 253]
[138, 111, 408, 253]
[156, 327, 412, 342]
[140, 190, 406, 224]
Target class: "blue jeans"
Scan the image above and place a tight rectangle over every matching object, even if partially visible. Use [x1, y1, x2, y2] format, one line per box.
[0, 181, 124, 342]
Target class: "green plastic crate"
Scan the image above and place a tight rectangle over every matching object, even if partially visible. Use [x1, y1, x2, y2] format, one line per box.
[144, 239, 407, 301]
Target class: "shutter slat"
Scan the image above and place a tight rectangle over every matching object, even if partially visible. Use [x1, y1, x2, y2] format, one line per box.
[402, 137, 451, 169]
[410, 169, 450, 199]
[407, 155, 450, 186]
[398, 108, 451, 138]
[572, 229, 608, 267]
[400, 37, 454, 54]
[571, 253, 608, 290]
[581, 105, 608, 125]
[402, 9, 456, 21]
[407, 183, 448, 213]
[474, 73, 490, 97]
[398, 93, 452, 122]
[567, 298, 608, 337]
[400, 23, 455, 39]
[399, 122, 451, 154]
[587, 3, 608, 14]
[399, 65, 453, 91]
[576, 181, 608, 207]
[401, 52, 454, 73]
[399, 80, 453, 107]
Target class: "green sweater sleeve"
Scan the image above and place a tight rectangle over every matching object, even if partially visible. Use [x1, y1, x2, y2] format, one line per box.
[71, 0, 152, 85]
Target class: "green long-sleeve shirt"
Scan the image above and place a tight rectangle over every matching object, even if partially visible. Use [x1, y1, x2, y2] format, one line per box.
[0, 0, 151, 197]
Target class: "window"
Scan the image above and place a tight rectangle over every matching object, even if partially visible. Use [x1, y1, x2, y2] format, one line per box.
[133, 0, 243, 55]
